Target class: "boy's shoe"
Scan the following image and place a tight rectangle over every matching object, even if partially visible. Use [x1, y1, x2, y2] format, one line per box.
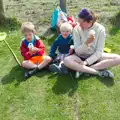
[75, 71, 83, 78]
[60, 63, 68, 74]
[29, 67, 39, 74]
[98, 70, 114, 78]
[49, 64, 62, 73]
[24, 67, 39, 79]
[24, 71, 30, 79]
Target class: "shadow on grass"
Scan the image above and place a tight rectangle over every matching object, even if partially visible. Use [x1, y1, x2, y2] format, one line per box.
[35, 69, 50, 78]
[47, 34, 57, 46]
[51, 72, 115, 96]
[110, 11, 120, 35]
[1, 65, 25, 86]
[52, 73, 78, 97]
[51, 71, 90, 97]
[1, 64, 114, 93]
[96, 76, 115, 87]
[1, 65, 50, 86]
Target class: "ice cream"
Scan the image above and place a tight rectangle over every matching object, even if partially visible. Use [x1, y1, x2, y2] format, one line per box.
[88, 30, 95, 37]
[28, 43, 34, 49]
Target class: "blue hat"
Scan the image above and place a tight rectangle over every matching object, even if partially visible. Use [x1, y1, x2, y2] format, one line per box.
[78, 8, 93, 21]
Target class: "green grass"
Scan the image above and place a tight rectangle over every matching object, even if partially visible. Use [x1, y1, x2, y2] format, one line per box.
[0, 0, 120, 120]
[0, 22, 120, 120]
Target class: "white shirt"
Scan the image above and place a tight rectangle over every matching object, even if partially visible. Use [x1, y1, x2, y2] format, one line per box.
[73, 22, 106, 65]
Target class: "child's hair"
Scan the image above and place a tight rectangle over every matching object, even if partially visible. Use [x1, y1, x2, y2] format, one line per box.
[78, 8, 98, 23]
[21, 22, 36, 33]
[60, 22, 73, 33]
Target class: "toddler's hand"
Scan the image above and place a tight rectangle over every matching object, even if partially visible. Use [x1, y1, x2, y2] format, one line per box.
[32, 47, 39, 52]
[29, 47, 38, 55]
[69, 48, 74, 55]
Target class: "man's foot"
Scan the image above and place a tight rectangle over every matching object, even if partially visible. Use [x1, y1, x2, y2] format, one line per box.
[60, 63, 68, 74]
[49, 64, 62, 73]
[75, 71, 83, 78]
[98, 70, 114, 78]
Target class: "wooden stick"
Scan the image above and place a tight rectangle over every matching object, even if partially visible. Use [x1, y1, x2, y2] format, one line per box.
[3, 39, 21, 66]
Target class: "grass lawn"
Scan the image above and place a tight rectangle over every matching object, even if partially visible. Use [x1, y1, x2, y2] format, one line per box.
[0, 0, 120, 120]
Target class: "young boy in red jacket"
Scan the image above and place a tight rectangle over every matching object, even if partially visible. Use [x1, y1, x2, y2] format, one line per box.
[20, 22, 51, 77]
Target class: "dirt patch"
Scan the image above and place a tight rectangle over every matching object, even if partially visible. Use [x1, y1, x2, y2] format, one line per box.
[3, 0, 120, 35]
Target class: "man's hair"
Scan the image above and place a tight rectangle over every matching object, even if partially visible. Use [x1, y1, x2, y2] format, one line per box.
[78, 8, 98, 23]
[60, 22, 73, 33]
[21, 22, 36, 33]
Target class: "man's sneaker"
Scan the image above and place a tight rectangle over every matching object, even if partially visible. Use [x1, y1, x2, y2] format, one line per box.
[75, 71, 83, 78]
[49, 64, 62, 73]
[60, 63, 68, 74]
[98, 70, 114, 78]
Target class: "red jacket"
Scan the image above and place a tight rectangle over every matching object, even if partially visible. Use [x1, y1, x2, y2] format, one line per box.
[20, 35, 45, 60]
